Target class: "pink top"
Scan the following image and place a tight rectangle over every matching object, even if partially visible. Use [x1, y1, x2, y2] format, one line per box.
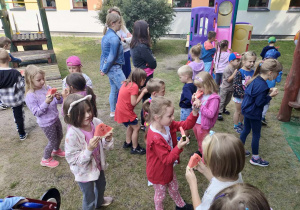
[204, 41, 214, 50]
[198, 93, 220, 130]
[214, 52, 230, 73]
[144, 67, 155, 76]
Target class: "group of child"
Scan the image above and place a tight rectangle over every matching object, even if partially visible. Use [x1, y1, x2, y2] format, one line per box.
[0, 33, 282, 210]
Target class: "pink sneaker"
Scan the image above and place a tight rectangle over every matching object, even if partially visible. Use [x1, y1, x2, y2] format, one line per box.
[51, 149, 65, 157]
[40, 157, 59, 168]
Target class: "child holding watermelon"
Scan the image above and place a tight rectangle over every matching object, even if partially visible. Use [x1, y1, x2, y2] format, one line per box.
[63, 94, 114, 210]
[24, 65, 64, 168]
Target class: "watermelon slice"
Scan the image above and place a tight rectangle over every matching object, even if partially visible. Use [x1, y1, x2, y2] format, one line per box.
[94, 123, 114, 138]
[46, 88, 57, 96]
[187, 153, 201, 169]
[179, 126, 186, 141]
[195, 90, 204, 99]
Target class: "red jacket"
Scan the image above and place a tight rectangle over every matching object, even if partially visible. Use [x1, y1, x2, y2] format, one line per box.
[146, 112, 198, 185]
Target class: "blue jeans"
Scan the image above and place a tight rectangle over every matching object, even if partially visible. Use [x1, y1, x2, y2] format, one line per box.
[215, 73, 223, 87]
[122, 51, 131, 79]
[77, 170, 106, 210]
[107, 65, 126, 112]
[180, 108, 192, 121]
[240, 117, 262, 155]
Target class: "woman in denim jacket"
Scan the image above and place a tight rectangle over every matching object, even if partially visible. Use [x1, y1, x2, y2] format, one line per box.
[100, 13, 125, 117]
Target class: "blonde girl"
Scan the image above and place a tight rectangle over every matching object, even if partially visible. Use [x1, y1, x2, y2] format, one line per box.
[240, 59, 281, 167]
[209, 183, 271, 210]
[25, 65, 64, 168]
[185, 133, 245, 210]
[146, 96, 199, 210]
[114, 68, 147, 155]
[188, 44, 204, 80]
[192, 71, 220, 153]
[213, 40, 230, 87]
[63, 94, 113, 210]
[232, 51, 256, 134]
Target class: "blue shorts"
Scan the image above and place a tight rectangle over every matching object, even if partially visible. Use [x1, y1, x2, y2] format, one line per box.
[123, 118, 138, 127]
[180, 108, 192, 121]
[204, 62, 212, 73]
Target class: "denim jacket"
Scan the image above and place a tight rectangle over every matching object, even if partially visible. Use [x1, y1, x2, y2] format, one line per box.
[100, 28, 125, 74]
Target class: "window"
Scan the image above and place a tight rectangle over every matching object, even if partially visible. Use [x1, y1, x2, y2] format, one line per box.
[72, 0, 87, 9]
[248, 0, 269, 8]
[173, 0, 191, 8]
[13, 0, 25, 8]
[43, 0, 56, 9]
[289, 0, 300, 11]
[209, 0, 215, 7]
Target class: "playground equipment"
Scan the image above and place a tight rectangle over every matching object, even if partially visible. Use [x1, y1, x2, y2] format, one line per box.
[277, 34, 300, 122]
[231, 22, 253, 54]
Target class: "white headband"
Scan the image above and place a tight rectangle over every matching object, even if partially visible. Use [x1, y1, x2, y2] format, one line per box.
[67, 95, 92, 115]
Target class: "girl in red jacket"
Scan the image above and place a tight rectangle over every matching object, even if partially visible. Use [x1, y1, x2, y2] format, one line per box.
[146, 96, 199, 210]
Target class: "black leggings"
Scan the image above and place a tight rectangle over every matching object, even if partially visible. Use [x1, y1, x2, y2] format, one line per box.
[140, 74, 153, 125]
[12, 104, 25, 136]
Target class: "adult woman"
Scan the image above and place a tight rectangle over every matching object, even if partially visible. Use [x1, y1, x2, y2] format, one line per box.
[130, 20, 157, 129]
[100, 13, 125, 117]
[108, 7, 132, 79]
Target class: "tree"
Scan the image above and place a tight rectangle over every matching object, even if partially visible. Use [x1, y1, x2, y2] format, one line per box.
[97, 0, 175, 44]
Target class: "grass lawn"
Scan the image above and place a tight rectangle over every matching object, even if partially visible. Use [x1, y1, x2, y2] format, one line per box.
[0, 37, 299, 210]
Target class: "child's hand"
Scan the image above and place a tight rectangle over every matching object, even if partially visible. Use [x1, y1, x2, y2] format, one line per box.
[100, 71, 105, 76]
[177, 137, 190, 149]
[88, 136, 101, 151]
[270, 87, 278, 97]
[195, 160, 213, 181]
[192, 93, 196, 102]
[141, 87, 148, 94]
[45, 95, 54, 104]
[185, 166, 197, 186]
[105, 133, 113, 142]
[55, 92, 62, 100]
[193, 99, 202, 108]
[233, 69, 238, 75]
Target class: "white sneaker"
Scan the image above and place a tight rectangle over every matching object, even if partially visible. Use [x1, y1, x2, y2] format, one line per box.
[101, 197, 113, 207]
[109, 112, 115, 117]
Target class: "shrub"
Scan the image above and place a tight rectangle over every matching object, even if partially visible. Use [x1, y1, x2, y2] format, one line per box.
[97, 0, 175, 44]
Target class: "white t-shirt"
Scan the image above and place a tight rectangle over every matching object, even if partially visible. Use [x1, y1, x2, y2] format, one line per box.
[62, 73, 93, 89]
[196, 173, 243, 210]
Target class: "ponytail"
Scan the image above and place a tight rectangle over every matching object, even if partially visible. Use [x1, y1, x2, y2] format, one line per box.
[86, 86, 98, 117]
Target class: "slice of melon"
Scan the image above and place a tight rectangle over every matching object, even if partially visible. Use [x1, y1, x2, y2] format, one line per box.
[195, 90, 204, 99]
[179, 126, 186, 141]
[187, 153, 201, 169]
[46, 88, 57, 96]
[94, 123, 114, 138]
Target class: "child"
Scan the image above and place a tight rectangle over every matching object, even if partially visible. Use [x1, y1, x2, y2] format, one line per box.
[25, 65, 64, 168]
[62, 55, 92, 89]
[146, 96, 199, 210]
[63, 94, 113, 210]
[240, 59, 281, 166]
[218, 52, 241, 121]
[0, 48, 26, 140]
[213, 40, 230, 88]
[210, 183, 271, 210]
[178, 65, 197, 137]
[201, 31, 218, 73]
[232, 51, 256, 134]
[62, 72, 97, 117]
[185, 132, 245, 210]
[188, 44, 204, 79]
[193, 71, 220, 153]
[260, 36, 280, 60]
[0, 37, 22, 110]
[114, 68, 148, 155]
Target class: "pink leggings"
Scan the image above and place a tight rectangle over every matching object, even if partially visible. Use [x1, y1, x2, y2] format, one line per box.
[153, 172, 185, 210]
[193, 123, 210, 154]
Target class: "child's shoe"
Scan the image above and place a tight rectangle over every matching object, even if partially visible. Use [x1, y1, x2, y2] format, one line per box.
[222, 109, 230, 115]
[218, 113, 223, 121]
[261, 117, 267, 125]
[109, 112, 115, 117]
[245, 150, 251, 157]
[0, 103, 8, 110]
[250, 156, 269, 167]
[40, 157, 59, 168]
[101, 197, 113, 207]
[19, 133, 28, 141]
[131, 144, 146, 155]
[234, 126, 242, 134]
[238, 123, 244, 130]
[51, 149, 65, 157]
[123, 141, 132, 149]
[175, 202, 193, 210]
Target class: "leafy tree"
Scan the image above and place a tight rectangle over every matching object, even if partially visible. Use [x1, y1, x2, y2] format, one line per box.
[97, 0, 175, 43]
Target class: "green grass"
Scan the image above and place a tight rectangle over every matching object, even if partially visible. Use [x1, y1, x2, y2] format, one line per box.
[0, 38, 299, 210]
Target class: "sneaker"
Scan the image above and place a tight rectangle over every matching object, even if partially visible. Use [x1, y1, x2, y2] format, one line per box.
[223, 109, 230, 115]
[245, 150, 251, 157]
[239, 123, 244, 130]
[51, 149, 65, 157]
[234, 126, 243, 134]
[250, 157, 269, 167]
[131, 144, 146, 155]
[109, 112, 115, 118]
[40, 157, 59, 168]
[19, 133, 28, 141]
[140, 125, 146, 131]
[218, 113, 223, 121]
[123, 141, 132, 149]
[0, 104, 8, 110]
[261, 118, 267, 126]
[176, 202, 193, 210]
[101, 197, 113, 207]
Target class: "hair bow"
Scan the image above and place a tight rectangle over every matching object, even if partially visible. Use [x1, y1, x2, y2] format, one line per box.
[209, 130, 215, 136]
[67, 95, 92, 115]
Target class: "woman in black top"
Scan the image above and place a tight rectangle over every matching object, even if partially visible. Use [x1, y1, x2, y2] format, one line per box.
[130, 20, 157, 129]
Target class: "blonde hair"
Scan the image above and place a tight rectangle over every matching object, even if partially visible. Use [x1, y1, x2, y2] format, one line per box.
[146, 78, 165, 95]
[0, 37, 11, 48]
[241, 51, 256, 66]
[202, 133, 245, 179]
[25, 65, 46, 93]
[209, 183, 271, 210]
[0, 48, 10, 63]
[107, 6, 126, 32]
[189, 43, 202, 57]
[194, 71, 218, 94]
[178, 65, 193, 78]
[149, 96, 172, 122]
[246, 59, 282, 86]
[103, 13, 121, 35]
